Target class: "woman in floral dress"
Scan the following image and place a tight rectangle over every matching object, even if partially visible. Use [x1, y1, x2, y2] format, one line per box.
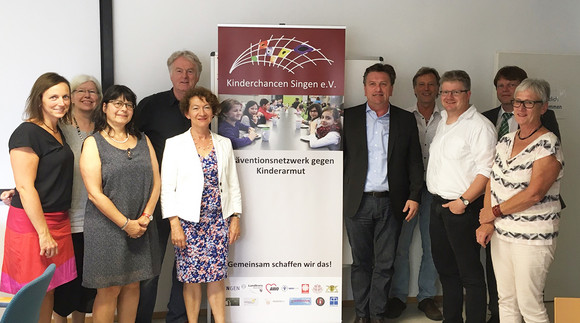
[161, 87, 242, 323]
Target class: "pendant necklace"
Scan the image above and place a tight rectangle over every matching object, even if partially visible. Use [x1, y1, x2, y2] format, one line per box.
[41, 120, 58, 134]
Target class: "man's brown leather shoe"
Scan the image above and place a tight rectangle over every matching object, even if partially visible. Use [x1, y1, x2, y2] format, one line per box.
[418, 298, 443, 321]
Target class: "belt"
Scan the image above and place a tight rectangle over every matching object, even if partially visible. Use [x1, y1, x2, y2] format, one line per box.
[363, 191, 389, 198]
[433, 194, 453, 203]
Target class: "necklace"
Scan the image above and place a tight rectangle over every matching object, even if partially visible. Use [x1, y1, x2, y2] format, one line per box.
[104, 131, 129, 144]
[73, 116, 92, 141]
[193, 135, 213, 151]
[41, 120, 58, 134]
[517, 124, 542, 140]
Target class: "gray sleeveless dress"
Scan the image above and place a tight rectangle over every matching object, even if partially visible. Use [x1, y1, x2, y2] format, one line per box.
[83, 132, 161, 289]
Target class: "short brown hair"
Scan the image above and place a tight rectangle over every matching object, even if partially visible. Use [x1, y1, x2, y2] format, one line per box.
[493, 66, 527, 87]
[363, 63, 396, 86]
[440, 70, 471, 91]
[179, 87, 220, 116]
[412, 67, 440, 88]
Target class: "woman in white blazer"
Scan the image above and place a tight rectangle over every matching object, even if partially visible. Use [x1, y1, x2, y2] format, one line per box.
[161, 87, 241, 323]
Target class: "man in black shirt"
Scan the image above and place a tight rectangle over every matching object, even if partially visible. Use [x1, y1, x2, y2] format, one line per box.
[135, 50, 202, 323]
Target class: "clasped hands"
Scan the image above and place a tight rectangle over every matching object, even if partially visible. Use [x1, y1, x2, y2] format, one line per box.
[477, 206, 495, 248]
[124, 216, 150, 239]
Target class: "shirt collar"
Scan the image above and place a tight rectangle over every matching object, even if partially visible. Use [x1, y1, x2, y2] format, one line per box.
[409, 103, 441, 116]
[365, 102, 391, 119]
[441, 104, 477, 122]
[168, 88, 180, 106]
[498, 106, 513, 117]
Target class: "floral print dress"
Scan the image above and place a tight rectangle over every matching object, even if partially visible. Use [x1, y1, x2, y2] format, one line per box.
[175, 148, 230, 283]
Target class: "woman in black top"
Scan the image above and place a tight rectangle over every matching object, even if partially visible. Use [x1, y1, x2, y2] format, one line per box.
[1, 72, 76, 323]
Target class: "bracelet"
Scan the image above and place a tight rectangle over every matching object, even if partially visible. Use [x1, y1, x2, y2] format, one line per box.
[140, 212, 152, 221]
[231, 213, 241, 218]
[492, 205, 504, 218]
[120, 217, 129, 231]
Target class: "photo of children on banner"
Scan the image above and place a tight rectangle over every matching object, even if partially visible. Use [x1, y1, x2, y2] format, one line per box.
[240, 100, 265, 128]
[308, 107, 341, 150]
[215, 94, 342, 150]
[303, 103, 322, 126]
[217, 99, 258, 149]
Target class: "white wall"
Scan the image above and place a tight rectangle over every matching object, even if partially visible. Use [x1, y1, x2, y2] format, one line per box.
[0, 0, 101, 187]
[112, 0, 580, 305]
[2, 0, 580, 312]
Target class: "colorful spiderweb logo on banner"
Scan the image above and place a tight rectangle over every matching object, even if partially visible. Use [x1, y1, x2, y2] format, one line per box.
[229, 35, 334, 74]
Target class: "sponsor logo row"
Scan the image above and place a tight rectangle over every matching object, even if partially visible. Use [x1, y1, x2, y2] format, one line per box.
[226, 283, 339, 294]
[226, 296, 340, 307]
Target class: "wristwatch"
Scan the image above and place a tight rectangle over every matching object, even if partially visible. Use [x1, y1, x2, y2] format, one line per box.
[459, 196, 470, 206]
[141, 212, 153, 221]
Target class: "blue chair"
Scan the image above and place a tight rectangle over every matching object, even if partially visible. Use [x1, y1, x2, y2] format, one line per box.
[0, 263, 56, 323]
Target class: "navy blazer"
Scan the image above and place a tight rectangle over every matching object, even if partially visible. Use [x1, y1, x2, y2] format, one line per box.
[343, 103, 424, 221]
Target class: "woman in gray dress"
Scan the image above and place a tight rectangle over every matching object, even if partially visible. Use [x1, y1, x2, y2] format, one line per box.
[80, 85, 161, 323]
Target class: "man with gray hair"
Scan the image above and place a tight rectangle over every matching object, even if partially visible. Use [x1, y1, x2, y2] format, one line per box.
[426, 70, 496, 323]
[135, 50, 202, 323]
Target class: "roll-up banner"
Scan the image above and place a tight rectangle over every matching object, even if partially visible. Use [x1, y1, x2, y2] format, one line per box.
[216, 24, 345, 322]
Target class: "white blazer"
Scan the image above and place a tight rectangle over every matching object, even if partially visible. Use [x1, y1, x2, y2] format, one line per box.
[161, 130, 242, 222]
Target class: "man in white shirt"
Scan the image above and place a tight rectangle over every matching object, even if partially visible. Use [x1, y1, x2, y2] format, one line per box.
[426, 70, 496, 323]
[388, 67, 443, 321]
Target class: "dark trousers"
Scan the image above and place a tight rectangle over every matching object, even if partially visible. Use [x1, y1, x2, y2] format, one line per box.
[345, 194, 400, 319]
[486, 242, 499, 317]
[430, 195, 486, 323]
[136, 204, 187, 323]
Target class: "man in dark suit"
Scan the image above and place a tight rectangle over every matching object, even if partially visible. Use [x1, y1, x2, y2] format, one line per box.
[343, 63, 424, 323]
[482, 66, 561, 323]
[483, 66, 560, 139]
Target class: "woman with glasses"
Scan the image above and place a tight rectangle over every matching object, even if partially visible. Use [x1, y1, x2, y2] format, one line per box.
[80, 85, 161, 323]
[52, 75, 102, 323]
[477, 79, 563, 323]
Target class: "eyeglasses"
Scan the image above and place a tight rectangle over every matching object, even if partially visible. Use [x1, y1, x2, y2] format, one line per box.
[511, 99, 543, 109]
[75, 89, 98, 96]
[439, 90, 468, 97]
[109, 100, 135, 110]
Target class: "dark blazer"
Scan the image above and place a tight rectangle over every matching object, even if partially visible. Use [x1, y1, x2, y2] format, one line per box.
[482, 106, 561, 139]
[343, 103, 424, 221]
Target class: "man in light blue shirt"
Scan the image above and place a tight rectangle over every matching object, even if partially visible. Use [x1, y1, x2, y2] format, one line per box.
[343, 63, 424, 323]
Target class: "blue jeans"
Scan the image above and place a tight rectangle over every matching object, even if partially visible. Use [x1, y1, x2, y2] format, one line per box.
[390, 186, 438, 302]
[345, 194, 400, 319]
